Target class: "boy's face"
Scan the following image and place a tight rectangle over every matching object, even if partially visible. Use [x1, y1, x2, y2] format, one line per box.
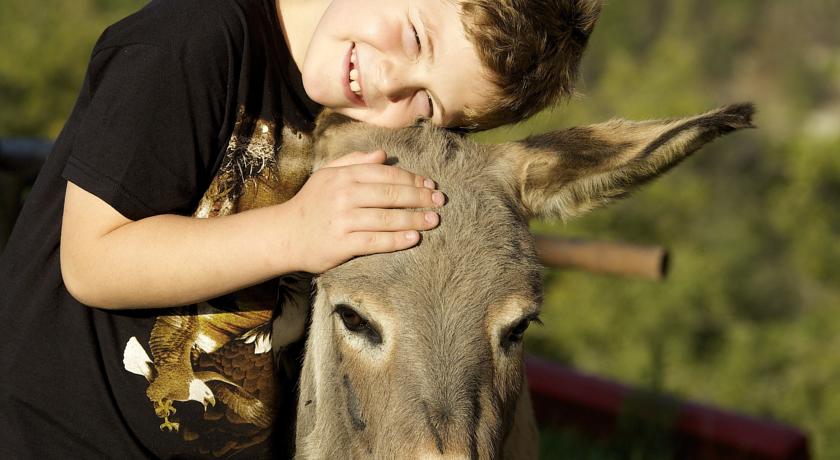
[301, 0, 495, 128]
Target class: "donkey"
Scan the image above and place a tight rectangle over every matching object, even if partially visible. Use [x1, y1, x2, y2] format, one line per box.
[290, 104, 755, 459]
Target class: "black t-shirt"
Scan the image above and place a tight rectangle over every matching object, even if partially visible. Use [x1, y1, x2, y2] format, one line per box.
[0, 0, 320, 457]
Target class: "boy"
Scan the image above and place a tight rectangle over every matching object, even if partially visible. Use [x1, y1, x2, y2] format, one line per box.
[0, 0, 600, 457]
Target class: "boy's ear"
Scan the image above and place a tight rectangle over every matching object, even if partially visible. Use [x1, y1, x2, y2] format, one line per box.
[493, 104, 755, 220]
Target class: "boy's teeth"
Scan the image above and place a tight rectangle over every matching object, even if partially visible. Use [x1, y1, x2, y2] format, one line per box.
[349, 45, 361, 96]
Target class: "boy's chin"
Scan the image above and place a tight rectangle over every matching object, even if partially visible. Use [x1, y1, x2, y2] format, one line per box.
[329, 107, 371, 125]
[332, 108, 416, 129]
[301, 77, 341, 109]
[332, 107, 362, 120]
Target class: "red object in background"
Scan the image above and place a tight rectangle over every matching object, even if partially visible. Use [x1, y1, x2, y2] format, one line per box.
[526, 355, 810, 459]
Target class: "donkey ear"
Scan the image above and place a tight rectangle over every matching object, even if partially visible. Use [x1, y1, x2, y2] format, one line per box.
[493, 104, 755, 220]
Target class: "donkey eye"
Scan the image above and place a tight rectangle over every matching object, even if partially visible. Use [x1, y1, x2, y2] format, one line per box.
[335, 305, 383, 345]
[505, 316, 541, 346]
[336, 305, 365, 330]
[507, 319, 531, 343]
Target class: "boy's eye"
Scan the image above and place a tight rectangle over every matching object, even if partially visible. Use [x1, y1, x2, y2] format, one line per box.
[415, 91, 434, 120]
[412, 25, 422, 50]
[425, 91, 434, 118]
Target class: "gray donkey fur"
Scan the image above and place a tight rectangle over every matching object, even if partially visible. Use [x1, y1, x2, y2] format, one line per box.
[289, 104, 755, 459]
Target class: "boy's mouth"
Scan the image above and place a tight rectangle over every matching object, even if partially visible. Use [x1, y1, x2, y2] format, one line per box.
[344, 42, 366, 107]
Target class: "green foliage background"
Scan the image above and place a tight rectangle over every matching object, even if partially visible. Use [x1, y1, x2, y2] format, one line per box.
[2, 0, 839, 457]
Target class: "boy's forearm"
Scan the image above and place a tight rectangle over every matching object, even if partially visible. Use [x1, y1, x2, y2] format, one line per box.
[60, 151, 441, 310]
[62, 203, 301, 310]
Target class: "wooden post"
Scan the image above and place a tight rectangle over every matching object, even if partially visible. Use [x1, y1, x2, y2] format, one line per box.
[534, 235, 669, 281]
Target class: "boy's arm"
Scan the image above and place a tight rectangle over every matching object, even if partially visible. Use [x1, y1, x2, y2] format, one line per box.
[60, 150, 442, 310]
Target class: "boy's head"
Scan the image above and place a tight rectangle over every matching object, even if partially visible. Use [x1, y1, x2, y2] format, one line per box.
[459, 0, 602, 129]
[300, 0, 601, 130]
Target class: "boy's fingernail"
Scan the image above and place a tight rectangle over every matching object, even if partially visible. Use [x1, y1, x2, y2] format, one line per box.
[405, 231, 419, 240]
[424, 178, 436, 189]
[424, 212, 438, 224]
[432, 192, 445, 206]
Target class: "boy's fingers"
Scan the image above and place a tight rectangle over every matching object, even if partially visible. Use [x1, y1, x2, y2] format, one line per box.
[348, 230, 421, 255]
[325, 150, 386, 168]
[349, 209, 439, 232]
[346, 163, 436, 189]
[348, 184, 445, 209]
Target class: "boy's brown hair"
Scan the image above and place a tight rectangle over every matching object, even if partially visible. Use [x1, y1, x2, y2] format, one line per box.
[458, 0, 602, 130]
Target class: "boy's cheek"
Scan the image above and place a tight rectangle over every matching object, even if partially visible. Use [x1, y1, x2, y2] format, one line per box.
[301, 39, 345, 106]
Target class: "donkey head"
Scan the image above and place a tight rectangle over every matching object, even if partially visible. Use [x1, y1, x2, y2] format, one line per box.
[295, 105, 754, 459]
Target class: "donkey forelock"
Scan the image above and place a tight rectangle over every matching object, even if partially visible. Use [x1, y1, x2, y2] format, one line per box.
[318, 118, 544, 313]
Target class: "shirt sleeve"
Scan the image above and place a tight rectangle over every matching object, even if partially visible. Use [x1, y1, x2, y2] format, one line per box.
[63, 29, 231, 221]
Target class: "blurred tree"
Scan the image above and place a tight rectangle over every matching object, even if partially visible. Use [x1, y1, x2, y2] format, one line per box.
[0, 0, 145, 137]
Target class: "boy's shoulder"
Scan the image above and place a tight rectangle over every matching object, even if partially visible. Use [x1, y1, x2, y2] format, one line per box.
[93, 0, 274, 56]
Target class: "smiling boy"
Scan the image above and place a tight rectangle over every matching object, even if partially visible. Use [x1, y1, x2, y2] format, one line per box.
[290, 0, 495, 128]
[0, 0, 600, 457]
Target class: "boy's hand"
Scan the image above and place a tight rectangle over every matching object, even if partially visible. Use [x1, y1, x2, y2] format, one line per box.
[285, 150, 444, 273]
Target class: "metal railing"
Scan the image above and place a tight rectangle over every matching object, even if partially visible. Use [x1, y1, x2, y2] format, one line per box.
[0, 138, 53, 252]
[0, 138, 52, 174]
[527, 355, 810, 459]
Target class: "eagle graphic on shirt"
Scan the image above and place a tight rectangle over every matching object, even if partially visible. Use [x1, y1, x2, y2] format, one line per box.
[122, 107, 314, 457]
